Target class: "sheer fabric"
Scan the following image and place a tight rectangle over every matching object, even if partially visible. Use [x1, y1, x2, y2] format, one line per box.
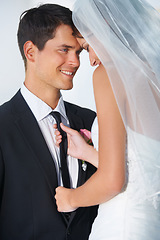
[73, 0, 160, 207]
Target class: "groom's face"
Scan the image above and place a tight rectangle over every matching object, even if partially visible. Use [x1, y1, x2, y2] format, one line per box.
[30, 24, 82, 92]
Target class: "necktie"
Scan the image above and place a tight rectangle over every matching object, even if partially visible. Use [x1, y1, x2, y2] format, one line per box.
[50, 111, 70, 188]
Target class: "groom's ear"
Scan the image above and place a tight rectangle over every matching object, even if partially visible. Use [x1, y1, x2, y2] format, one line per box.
[23, 41, 36, 63]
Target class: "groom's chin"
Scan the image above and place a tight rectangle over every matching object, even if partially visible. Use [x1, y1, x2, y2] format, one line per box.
[61, 82, 74, 90]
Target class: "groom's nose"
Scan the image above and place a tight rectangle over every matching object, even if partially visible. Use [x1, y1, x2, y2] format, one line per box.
[68, 52, 80, 68]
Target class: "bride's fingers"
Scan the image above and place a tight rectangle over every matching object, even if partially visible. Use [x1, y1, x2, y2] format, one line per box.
[55, 135, 62, 147]
[54, 127, 62, 147]
[55, 129, 61, 136]
[55, 135, 62, 141]
[53, 123, 57, 129]
[60, 123, 78, 136]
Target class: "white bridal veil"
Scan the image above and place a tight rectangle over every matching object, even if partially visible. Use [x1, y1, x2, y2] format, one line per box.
[73, 0, 160, 206]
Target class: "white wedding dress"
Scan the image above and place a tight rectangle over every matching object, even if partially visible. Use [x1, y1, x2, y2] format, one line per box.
[90, 117, 160, 240]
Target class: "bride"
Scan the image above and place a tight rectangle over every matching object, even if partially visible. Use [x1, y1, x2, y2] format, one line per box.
[55, 0, 160, 239]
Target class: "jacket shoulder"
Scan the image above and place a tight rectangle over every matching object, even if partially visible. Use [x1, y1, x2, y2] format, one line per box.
[64, 101, 96, 130]
[0, 99, 12, 120]
[0, 91, 22, 124]
[64, 101, 96, 118]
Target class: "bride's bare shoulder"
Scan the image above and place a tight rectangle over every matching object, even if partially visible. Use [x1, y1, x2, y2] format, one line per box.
[93, 64, 106, 76]
[93, 64, 109, 85]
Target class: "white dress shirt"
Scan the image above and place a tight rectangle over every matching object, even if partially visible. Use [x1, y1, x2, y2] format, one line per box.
[21, 84, 78, 188]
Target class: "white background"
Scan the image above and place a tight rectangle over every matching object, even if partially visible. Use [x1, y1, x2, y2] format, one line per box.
[0, 0, 160, 111]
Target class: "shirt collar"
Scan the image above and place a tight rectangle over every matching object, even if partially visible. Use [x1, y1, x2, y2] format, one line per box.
[20, 83, 68, 122]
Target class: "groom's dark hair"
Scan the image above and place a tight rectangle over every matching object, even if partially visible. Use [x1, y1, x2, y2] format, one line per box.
[17, 4, 76, 69]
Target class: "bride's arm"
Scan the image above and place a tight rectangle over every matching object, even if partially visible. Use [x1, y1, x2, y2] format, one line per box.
[55, 64, 126, 211]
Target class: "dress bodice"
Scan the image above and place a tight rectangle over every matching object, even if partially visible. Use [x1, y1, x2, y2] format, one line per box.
[91, 117, 160, 208]
[127, 127, 160, 208]
[91, 117, 98, 151]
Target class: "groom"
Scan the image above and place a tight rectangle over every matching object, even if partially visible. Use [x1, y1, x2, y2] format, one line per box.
[0, 4, 97, 240]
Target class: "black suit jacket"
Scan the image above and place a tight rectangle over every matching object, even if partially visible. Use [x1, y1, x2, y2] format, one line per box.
[0, 91, 98, 240]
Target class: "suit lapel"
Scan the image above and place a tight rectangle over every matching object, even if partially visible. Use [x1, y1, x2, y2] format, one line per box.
[12, 91, 58, 195]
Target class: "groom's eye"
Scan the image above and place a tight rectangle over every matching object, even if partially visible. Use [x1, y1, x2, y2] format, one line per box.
[60, 48, 68, 53]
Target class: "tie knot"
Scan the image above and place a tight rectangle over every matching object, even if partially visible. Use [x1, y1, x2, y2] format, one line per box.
[50, 111, 61, 124]
[50, 111, 62, 132]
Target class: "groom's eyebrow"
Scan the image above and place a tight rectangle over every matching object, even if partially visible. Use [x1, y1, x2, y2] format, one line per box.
[58, 44, 81, 49]
[58, 44, 73, 48]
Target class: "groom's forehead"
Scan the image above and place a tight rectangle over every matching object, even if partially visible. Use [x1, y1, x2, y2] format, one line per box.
[52, 25, 81, 50]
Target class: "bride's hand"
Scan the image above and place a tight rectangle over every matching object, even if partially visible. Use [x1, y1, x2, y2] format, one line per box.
[53, 124, 62, 147]
[54, 123, 91, 160]
[54, 123, 98, 168]
[55, 186, 77, 212]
